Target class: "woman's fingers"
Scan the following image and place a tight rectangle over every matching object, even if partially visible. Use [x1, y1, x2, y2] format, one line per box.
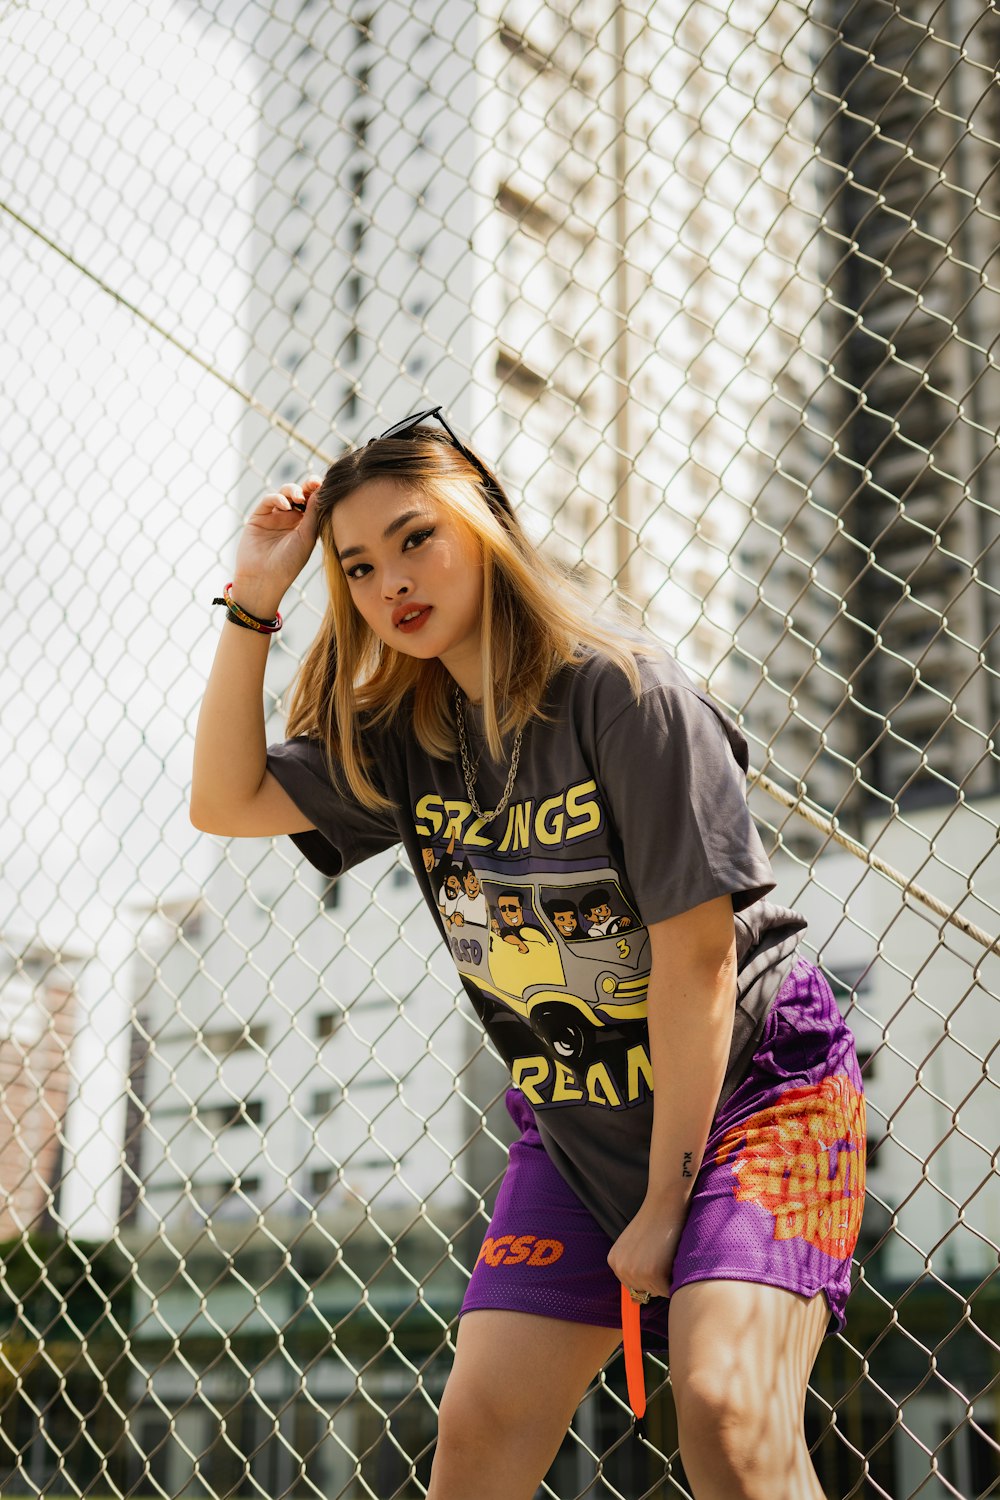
[275, 476, 321, 512]
[274, 481, 306, 512]
[256, 477, 320, 514]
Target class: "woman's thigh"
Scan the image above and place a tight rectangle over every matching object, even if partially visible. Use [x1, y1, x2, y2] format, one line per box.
[428, 1308, 622, 1500]
[667, 1279, 829, 1448]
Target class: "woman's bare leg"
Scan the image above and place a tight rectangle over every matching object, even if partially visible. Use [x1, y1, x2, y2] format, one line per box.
[426, 1309, 623, 1500]
[668, 1280, 831, 1500]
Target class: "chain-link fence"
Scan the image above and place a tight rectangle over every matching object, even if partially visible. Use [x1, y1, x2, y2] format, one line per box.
[2, 0, 999, 1495]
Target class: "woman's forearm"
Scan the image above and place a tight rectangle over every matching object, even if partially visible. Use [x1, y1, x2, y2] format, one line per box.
[190, 576, 284, 826]
[643, 945, 737, 1212]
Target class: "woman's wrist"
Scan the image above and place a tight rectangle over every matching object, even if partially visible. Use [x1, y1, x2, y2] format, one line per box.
[229, 577, 284, 619]
[642, 1182, 694, 1216]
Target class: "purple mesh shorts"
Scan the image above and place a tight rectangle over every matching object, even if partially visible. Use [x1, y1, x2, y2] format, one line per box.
[460, 954, 867, 1350]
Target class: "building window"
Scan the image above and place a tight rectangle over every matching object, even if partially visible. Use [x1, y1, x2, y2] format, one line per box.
[316, 1011, 341, 1040]
[824, 966, 871, 1005]
[136, 1416, 170, 1491]
[312, 1087, 341, 1114]
[347, 1074, 389, 1091]
[212, 1176, 261, 1215]
[498, 25, 550, 73]
[310, 1167, 335, 1195]
[203, 1025, 268, 1057]
[201, 1099, 265, 1130]
[322, 877, 341, 908]
[495, 347, 546, 397]
[496, 182, 557, 238]
[353, 992, 394, 1014]
[856, 1048, 877, 1079]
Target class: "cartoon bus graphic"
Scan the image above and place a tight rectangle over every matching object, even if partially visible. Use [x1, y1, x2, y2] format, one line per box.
[445, 866, 649, 1070]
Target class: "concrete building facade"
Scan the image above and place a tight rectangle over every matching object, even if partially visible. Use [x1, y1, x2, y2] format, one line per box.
[0, 949, 77, 1240]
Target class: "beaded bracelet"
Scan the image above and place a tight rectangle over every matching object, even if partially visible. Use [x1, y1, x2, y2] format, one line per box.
[210, 582, 283, 634]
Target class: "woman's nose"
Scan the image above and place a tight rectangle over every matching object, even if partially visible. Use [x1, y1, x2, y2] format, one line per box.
[382, 571, 416, 601]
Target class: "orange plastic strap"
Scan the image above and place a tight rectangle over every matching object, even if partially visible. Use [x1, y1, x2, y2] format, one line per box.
[621, 1283, 647, 1438]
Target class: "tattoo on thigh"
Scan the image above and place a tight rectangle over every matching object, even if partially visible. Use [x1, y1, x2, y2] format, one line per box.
[682, 1152, 693, 1178]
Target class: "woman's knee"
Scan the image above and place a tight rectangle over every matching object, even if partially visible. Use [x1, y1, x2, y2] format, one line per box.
[429, 1358, 577, 1500]
[668, 1282, 825, 1473]
[435, 1368, 517, 1450]
[675, 1369, 759, 1447]
[429, 1310, 621, 1493]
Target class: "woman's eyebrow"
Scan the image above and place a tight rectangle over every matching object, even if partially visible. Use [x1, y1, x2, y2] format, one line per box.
[337, 509, 427, 563]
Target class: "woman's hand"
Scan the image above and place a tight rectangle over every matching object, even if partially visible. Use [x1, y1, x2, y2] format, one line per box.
[607, 1197, 686, 1301]
[232, 475, 323, 607]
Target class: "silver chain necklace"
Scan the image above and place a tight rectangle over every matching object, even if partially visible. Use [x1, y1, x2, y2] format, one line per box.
[454, 685, 523, 823]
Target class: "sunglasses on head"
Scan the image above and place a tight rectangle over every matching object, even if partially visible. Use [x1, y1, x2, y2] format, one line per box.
[371, 405, 511, 516]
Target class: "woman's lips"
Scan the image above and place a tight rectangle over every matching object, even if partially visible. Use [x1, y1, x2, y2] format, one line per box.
[396, 606, 433, 632]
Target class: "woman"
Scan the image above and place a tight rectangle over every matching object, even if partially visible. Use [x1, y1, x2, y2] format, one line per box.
[191, 408, 866, 1500]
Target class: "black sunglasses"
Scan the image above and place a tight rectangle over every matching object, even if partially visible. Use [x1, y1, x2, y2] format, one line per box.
[371, 405, 511, 516]
[287, 406, 510, 514]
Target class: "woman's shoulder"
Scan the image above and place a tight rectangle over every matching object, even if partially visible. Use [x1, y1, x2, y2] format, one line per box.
[564, 632, 701, 710]
[560, 633, 751, 759]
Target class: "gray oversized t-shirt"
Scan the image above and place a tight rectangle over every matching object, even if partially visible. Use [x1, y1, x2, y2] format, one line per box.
[265, 642, 806, 1238]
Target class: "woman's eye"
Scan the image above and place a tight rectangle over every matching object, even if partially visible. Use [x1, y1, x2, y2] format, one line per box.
[344, 525, 434, 576]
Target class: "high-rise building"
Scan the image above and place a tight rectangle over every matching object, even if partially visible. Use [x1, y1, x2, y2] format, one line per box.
[734, 0, 1000, 825]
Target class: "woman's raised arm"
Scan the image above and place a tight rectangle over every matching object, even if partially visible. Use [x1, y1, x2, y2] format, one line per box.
[190, 479, 321, 835]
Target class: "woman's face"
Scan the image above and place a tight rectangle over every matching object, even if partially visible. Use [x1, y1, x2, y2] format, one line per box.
[331, 478, 485, 701]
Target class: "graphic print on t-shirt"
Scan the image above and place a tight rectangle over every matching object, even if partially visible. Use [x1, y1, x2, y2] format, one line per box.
[416, 780, 657, 1114]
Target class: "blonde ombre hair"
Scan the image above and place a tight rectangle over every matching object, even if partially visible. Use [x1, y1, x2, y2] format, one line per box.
[284, 424, 662, 812]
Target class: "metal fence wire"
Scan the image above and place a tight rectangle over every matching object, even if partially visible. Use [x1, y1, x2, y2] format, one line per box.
[1, 0, 999, 1496]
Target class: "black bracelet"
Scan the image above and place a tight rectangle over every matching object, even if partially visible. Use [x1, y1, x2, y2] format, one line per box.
[218, 607, 258, 631]
[210, 583, 283, 634]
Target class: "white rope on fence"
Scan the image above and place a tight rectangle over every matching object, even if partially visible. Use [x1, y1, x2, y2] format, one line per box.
[749, 768, 1000, 958]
